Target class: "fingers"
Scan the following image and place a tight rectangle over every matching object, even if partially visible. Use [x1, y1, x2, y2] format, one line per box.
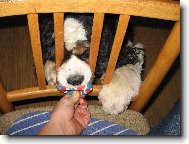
[64, 92, 88, 109]
[80, 99, 90, 126]
[76, 99, 90, 120]
[75, 106, 90, 127]
[83, 110, 90, 126]
[79, 98, 86, 105]
[62, 92, 81, 106]
[75, 99, 88, 115]
[79, 98, 87, 109]
[53, 92, 81, 113]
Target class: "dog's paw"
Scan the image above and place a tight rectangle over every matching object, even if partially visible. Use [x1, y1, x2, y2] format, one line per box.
[98, 85, 129, 115]
[98, 65, 142, 115]
[44, 60, 56, 85]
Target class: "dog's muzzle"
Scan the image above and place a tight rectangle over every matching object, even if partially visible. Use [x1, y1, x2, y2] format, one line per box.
[67, 74, 84, 86]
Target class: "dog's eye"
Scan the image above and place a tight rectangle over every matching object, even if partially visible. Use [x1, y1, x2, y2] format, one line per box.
[72, 40, 89, 56]
[72, 46, 86, 55]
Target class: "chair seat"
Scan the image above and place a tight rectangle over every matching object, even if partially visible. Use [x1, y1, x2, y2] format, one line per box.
[0, 105, 150, 135]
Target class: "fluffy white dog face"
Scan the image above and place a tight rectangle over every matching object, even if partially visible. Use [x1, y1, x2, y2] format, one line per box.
[57, 54, 92, 89]
[44, 17, 92, 87]
[57, 18, 92, 88]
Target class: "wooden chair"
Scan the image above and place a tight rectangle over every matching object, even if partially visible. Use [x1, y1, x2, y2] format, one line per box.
[0, 0, 180, 114]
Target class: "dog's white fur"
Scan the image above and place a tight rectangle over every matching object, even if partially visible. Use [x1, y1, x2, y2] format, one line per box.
[57, 55, 92, 89]
[99, 45, 144, 114]
[44, 60, 56, 85]
[64, 18, 87, 51]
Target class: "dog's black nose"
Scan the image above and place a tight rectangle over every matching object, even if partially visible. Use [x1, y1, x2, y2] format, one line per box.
[67, 74, 84, 86]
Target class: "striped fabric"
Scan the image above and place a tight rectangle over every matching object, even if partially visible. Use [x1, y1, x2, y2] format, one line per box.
[7, 111, 138, 136]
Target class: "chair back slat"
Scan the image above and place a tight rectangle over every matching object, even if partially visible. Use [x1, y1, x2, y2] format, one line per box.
[27, 14, 46, 90]
[54, 13, 64, 70]
[89, 13, 104, 75]
[103, 14, 130, 84]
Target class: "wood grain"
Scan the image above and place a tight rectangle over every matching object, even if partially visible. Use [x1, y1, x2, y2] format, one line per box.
[89, 13, 104, 76]
[129, 21, 180, 112]
[0, 0, 180, 21]
[27, 14, 46, 90]
[54, 13, 64, 70]
[103, 15, 130, 84]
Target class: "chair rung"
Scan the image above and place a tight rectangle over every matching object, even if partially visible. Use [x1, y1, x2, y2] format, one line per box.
[7, 85, 102, 102]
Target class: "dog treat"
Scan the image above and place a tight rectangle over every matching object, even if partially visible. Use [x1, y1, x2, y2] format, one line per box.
[56, 81, 93, 97]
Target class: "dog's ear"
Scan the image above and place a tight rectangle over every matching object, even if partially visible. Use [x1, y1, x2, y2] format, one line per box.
[72, 40, 90, 55]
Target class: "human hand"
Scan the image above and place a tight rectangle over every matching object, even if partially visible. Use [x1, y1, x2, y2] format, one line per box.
[38, 92, 90, 135]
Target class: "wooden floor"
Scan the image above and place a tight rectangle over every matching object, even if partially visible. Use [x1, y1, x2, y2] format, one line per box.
[0, 15, 180, 128]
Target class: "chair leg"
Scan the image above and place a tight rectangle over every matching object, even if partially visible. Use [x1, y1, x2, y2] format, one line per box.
[0, 82, 14, 113]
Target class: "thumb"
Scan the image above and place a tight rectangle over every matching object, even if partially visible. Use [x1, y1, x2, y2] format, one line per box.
[66, 92, 80, 106]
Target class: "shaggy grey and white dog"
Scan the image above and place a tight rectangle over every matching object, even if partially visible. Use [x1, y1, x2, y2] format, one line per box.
[40, 14, 144, 115]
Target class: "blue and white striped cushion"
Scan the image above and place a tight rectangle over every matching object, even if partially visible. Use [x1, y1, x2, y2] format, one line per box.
[7, 111, 138, 135]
